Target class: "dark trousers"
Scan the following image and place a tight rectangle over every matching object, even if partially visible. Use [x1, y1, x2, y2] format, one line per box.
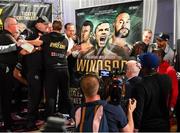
[44, 68, 74, 118]
[26, 69, 43, 122]
[67, 54, 77, 86]
[0, 66, 14, 129]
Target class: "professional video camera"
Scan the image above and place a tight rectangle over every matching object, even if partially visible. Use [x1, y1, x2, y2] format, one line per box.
[99, 69, 127, 106]
[99, 68, 123, 78]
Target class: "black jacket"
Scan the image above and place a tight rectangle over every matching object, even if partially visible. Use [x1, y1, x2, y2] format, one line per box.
[133, 73, 171, 131]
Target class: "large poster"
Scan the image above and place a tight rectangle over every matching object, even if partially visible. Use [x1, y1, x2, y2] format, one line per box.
[75, 1, 143, 73]
[70, 1, 143, 105]
[0, 2, 52, 30]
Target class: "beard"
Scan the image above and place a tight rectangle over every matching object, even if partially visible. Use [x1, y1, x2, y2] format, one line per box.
[115, 28, 130, 38]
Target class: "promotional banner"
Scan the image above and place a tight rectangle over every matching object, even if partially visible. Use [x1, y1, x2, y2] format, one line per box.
[0, 2, 52, 30]
[75, 1, 143, 73]
[70, 1, 143, 105]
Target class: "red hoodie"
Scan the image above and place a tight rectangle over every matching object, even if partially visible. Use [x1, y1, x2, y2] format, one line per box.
[157, 60, 179, 108]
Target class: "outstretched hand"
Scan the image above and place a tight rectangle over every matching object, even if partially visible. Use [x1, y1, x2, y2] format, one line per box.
[17, 39, 25, 47]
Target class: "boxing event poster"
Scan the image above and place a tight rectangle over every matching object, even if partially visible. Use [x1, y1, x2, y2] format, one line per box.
[0, 1, 52, 30]
[75, 1, 143, 73]
[69, 1, 143, 105]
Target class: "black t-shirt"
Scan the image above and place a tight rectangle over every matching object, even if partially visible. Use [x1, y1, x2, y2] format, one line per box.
[22, 27, 44, 70]
[41, 32, 68, 69]
[0, 30, 18, 66]
[133, 73, 171, 131]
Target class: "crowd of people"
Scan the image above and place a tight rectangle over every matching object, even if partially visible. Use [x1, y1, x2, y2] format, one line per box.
[0, 13, 179, 132]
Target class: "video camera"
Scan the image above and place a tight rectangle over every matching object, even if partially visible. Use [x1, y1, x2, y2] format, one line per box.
[99, 69, 127, 106]
[99, 69, 124, 78]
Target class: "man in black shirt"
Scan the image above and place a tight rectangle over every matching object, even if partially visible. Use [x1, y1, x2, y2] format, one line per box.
[35, 20, 74, 119]
[133, 53, 171, 132]
[21, 16, 49, 130]
[0, 16, 19, 131]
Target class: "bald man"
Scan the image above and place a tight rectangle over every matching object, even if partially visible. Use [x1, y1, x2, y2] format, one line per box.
[126, 60, 141, 79]
[124, 60, 142, 103]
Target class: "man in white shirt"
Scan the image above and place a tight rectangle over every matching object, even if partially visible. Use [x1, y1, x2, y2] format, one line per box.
[64, 23, 80, 56]
[64, 23, 80, 86]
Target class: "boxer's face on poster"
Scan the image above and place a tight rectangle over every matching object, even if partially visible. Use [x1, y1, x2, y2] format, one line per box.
[114, 12, 130, 38]
[81, 25, 91, 43]
[95, 22, 110, 48]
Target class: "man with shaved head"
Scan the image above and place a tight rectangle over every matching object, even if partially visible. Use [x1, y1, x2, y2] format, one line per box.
[120, 60, 142, 112]
[126, 60, 141, 79]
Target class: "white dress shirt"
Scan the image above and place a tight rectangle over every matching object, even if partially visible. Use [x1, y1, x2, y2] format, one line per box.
[65, 34, 75, 53]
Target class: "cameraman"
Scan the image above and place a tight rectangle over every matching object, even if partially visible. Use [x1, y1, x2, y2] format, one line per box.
[74, 73, 136, 132]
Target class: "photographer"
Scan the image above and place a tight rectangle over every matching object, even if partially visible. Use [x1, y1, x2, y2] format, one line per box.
[74, 73, 136, 132]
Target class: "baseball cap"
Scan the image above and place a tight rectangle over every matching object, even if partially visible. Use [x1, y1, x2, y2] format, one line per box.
[139, 52, 160, 69]
[156, 32, 170, 41]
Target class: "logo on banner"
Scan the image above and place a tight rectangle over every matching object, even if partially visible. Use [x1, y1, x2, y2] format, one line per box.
[76, 59, 127, 73]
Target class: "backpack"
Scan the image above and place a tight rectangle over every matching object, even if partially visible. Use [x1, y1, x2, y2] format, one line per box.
[75, 100, 109, 132]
